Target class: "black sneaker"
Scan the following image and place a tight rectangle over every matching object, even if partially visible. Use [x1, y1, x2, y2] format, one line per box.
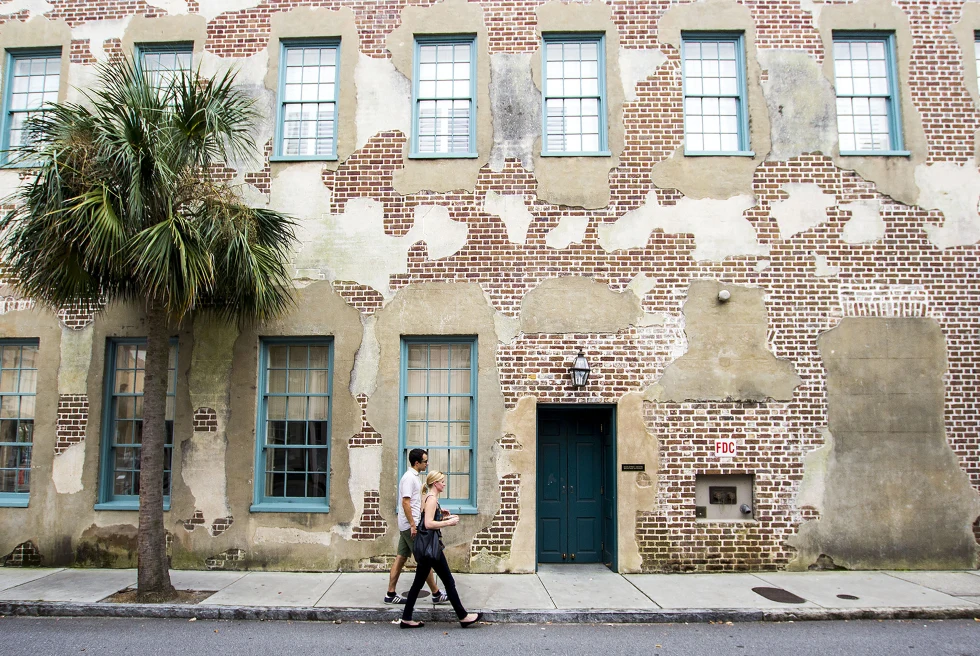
[384, 592, 407, 604]
[432, 591, 450, 605]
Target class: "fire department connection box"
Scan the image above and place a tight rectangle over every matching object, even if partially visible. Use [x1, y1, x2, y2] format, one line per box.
[695, 474, 754, 521]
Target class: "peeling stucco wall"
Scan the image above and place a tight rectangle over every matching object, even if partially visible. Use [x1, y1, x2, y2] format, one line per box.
[649, 280, 801, 402]
[520, 276, 643, 334]
[770, 183, 836, 240]
[790, 318, 980, 570]
[489, 53, 540, 172]
[951, 2, 980, 161]
[916, 161, 980, 250]
[617, 393, 658, 573]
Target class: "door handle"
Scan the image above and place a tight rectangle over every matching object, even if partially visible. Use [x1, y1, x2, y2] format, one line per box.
[571, 553, 575, 561]
[562, 553, 567, 560]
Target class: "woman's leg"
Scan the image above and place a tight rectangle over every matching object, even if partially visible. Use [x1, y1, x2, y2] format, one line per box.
[428, 553, 467, 619]
[401, 559, 434, 622]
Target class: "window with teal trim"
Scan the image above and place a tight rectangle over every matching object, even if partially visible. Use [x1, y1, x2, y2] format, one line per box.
[0, 340, 38, 508]
[412, 36, 476, 157]
[681, 34, 749, 154]
[542, 34, 607, 155]
[974, 31, 979, 92]
[2, 49, 60, 165]
[832, 32, 904, 154]
[97, 339, 177, 509]
[275, 41, 340, 160]
[253, 339, 332, 512]
[137, 42, 192, 89]
[400, 338, 477, 512]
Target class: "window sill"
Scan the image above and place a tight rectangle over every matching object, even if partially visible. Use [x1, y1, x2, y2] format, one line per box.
[250, 502, 331, 514]
[539, 150, 612, 158]
[269, 155, 338, 163]
[441, 503, 478, 515]
[408, 152, 479, 160]
[839, 150, 911, 157]
[95, 500, 171, 511]
[0, 494, 29, 508]
[684, 150, 756, 157]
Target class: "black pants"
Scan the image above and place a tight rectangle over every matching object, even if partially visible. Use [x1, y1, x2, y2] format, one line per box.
[401, 552, 467, 621]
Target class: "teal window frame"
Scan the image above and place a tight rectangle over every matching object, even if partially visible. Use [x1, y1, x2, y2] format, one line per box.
[974, 31, 979, 93]
[135, 41, 193, 87]
[251, 337, 334, 514]
[272, 38, 341, 162]
[0, 339, 39, 508]
[95, 338, 178, 511]
[540, 33, 609, 157]
[680, 32, 754, 157]
[398, 337, 478, 515]
[410, 34, 478, 159]
[0, 47, 61, 167]
[832, 31, 909, 156]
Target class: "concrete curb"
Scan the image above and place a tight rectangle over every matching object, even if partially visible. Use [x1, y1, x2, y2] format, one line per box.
[1, 602, 978, 624]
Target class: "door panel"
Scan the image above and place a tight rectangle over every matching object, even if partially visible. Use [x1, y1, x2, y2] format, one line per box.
[537, 425, 565, 563]
[569, 425, 602, 562]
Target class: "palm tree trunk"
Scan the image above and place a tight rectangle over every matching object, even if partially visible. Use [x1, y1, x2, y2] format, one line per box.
[136, 301, 177, 602]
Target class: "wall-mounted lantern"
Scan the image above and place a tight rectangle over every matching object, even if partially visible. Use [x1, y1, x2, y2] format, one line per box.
[570, 350, 591, 388]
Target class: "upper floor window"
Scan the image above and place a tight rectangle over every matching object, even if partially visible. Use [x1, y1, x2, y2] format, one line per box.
[400, 338, 477, 513]
[2, 48, 60, 166]
[412, 36, 476, 157]
[252, 339, 332, 513]
[541, 34, 607, 156]
[681, 33, 750, 155]
[0, 340, 38, 508]
[97, 339, 177, 510]
[275, 40, 340, 160]
[832, 32, 906, 155]
[137, 42, 192, 89]
[975, 31, 979, 92]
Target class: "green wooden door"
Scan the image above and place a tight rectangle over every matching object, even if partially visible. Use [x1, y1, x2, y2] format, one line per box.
[537, 409, 603, 563]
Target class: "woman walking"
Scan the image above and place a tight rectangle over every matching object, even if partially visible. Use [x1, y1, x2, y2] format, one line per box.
[399, 471, 482, 629]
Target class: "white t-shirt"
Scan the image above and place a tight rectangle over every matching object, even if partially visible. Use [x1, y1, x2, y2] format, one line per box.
[397, 468, 422, 531]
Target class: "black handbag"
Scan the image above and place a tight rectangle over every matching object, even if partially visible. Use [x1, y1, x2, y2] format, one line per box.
[413, 506, 445, 561]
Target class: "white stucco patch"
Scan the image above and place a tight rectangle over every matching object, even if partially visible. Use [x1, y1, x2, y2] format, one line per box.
[181, 434, 232, 523]
[350, 314, 379, 397]
[144, 0, 188, 14]
[292, 197, 468, 298]
[619, 47, 667, 102]
[597, 190, 766, 262]
[795, 429, 833, 513]
[348, 445, 382, 532]
[254, 526, 338, 546]
[66, 63, 99, 105]
[813, 254, 840, 277]
[71, 18, 132, 60]
[916, 162, 980, 250]
[756, 259, 771, 272]
[355, 53, 412, 149]
[269, 162, 332, 221]
[198, 0, 263, 22]
[0, 0, 53, 17]
[0, 170, 23, 201]
[770, 183, 836, 239]
[58, 325, 94, 395]
[484, 191, 534, 244]
[627, 272, 658, 300]
[545, 215, 590, 250]
[840, 199, 885, 243]
[51, 441, 84, 495]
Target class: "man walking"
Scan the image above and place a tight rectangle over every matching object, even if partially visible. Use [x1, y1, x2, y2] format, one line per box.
[385, 448, 449, 604]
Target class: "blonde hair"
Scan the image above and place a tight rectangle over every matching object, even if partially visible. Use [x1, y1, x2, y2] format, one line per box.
[422, 471, 446, 496]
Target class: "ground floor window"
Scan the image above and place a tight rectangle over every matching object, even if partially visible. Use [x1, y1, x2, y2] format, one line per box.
[0, 340, 38, 507]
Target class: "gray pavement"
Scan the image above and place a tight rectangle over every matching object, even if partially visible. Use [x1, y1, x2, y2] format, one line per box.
[0, 565, 978, 623]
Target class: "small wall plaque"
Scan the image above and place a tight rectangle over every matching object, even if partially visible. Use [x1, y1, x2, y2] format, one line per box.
[621, 464, 645, 471]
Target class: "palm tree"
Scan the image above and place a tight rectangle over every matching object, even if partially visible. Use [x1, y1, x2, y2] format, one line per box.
[0, 55, 296, 601]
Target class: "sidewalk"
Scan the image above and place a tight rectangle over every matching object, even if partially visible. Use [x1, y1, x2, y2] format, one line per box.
[1, 565, 979, 623]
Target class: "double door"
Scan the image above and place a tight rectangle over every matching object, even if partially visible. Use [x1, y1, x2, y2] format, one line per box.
[537, 408, 613, 564]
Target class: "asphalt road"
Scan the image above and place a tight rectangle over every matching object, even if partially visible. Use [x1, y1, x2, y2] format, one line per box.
[0, 617, 978, 655]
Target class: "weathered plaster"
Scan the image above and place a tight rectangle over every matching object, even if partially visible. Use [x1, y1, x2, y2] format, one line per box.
[292, 197, 468, 298]
[368, 282, 505, 571]
[188, 317, 239, 414]
[345, 445, 382, 540]
[180, 434, 232, 524]
[649, 280, 801, 402]
[264, 7, 359, 172]
[619, 48, 667, 103]
[51, 441, 85, 495]
[269, 162, 332, 226]
[652, 0, 772, 199]
[120, 14, 206, 59]
[530, 1, 625, 209]
[951, 2, 980, 161]
[545, 215, 590, 250]
[57, 325, 94, 394]
[0, 0, 52, 17]
[816, 0, 927, 205]
[597, 190, 768, 262]
[759, 50, 838, 161]
[354, 53, 412, 150]
[70, 18, 131, 60]
[489, 53, 540, 172]
[197, 0, 263, 22]
[916, 162, 980, 250]
[770, 183, 836, 239]
[617, 393, 659, 573]
[795, 428, 834, 513]
[520, 276, 643, 334]
[484, 191, 534, 245]
[790, 318, 980, 570]
[840, 199, 885, 243]
[813, 254, 840, 277]
[387, 0, 491, 194]
[0, 17, 71, 104]
[349, 314, 379, 397]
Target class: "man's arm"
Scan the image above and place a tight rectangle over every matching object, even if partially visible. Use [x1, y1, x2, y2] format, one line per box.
[401, 496, 417, 536]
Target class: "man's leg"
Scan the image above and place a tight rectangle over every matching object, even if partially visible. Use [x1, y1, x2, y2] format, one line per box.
[387, 555, 407, 594]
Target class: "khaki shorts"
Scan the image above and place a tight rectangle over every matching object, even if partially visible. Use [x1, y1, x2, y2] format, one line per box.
[397, 529, 415, 559]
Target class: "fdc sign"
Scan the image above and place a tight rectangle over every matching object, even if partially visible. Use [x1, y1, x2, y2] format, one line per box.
[715, 439, 737, 458]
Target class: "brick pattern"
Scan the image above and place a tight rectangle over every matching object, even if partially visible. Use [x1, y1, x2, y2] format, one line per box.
[182, 509, 206, 531]
[55, 394, 89, 455]
[57, 302, 98, 330]
[349, 393, 382, 447]
[351, 490, 388, 540]
[193, 407, 218, 432]
[470, 473, 520, 558]
[70, 39, 97, 65]
[243, 141, 272, 194]
[205, 548, 245, 570]
[3, 541, 42, 567]
[211, 516, 234, 537]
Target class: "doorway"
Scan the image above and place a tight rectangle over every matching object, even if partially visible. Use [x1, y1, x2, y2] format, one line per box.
[536, 405, 616, 568]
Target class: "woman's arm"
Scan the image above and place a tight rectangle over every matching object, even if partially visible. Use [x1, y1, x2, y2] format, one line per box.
[423, 496, 459, 530]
